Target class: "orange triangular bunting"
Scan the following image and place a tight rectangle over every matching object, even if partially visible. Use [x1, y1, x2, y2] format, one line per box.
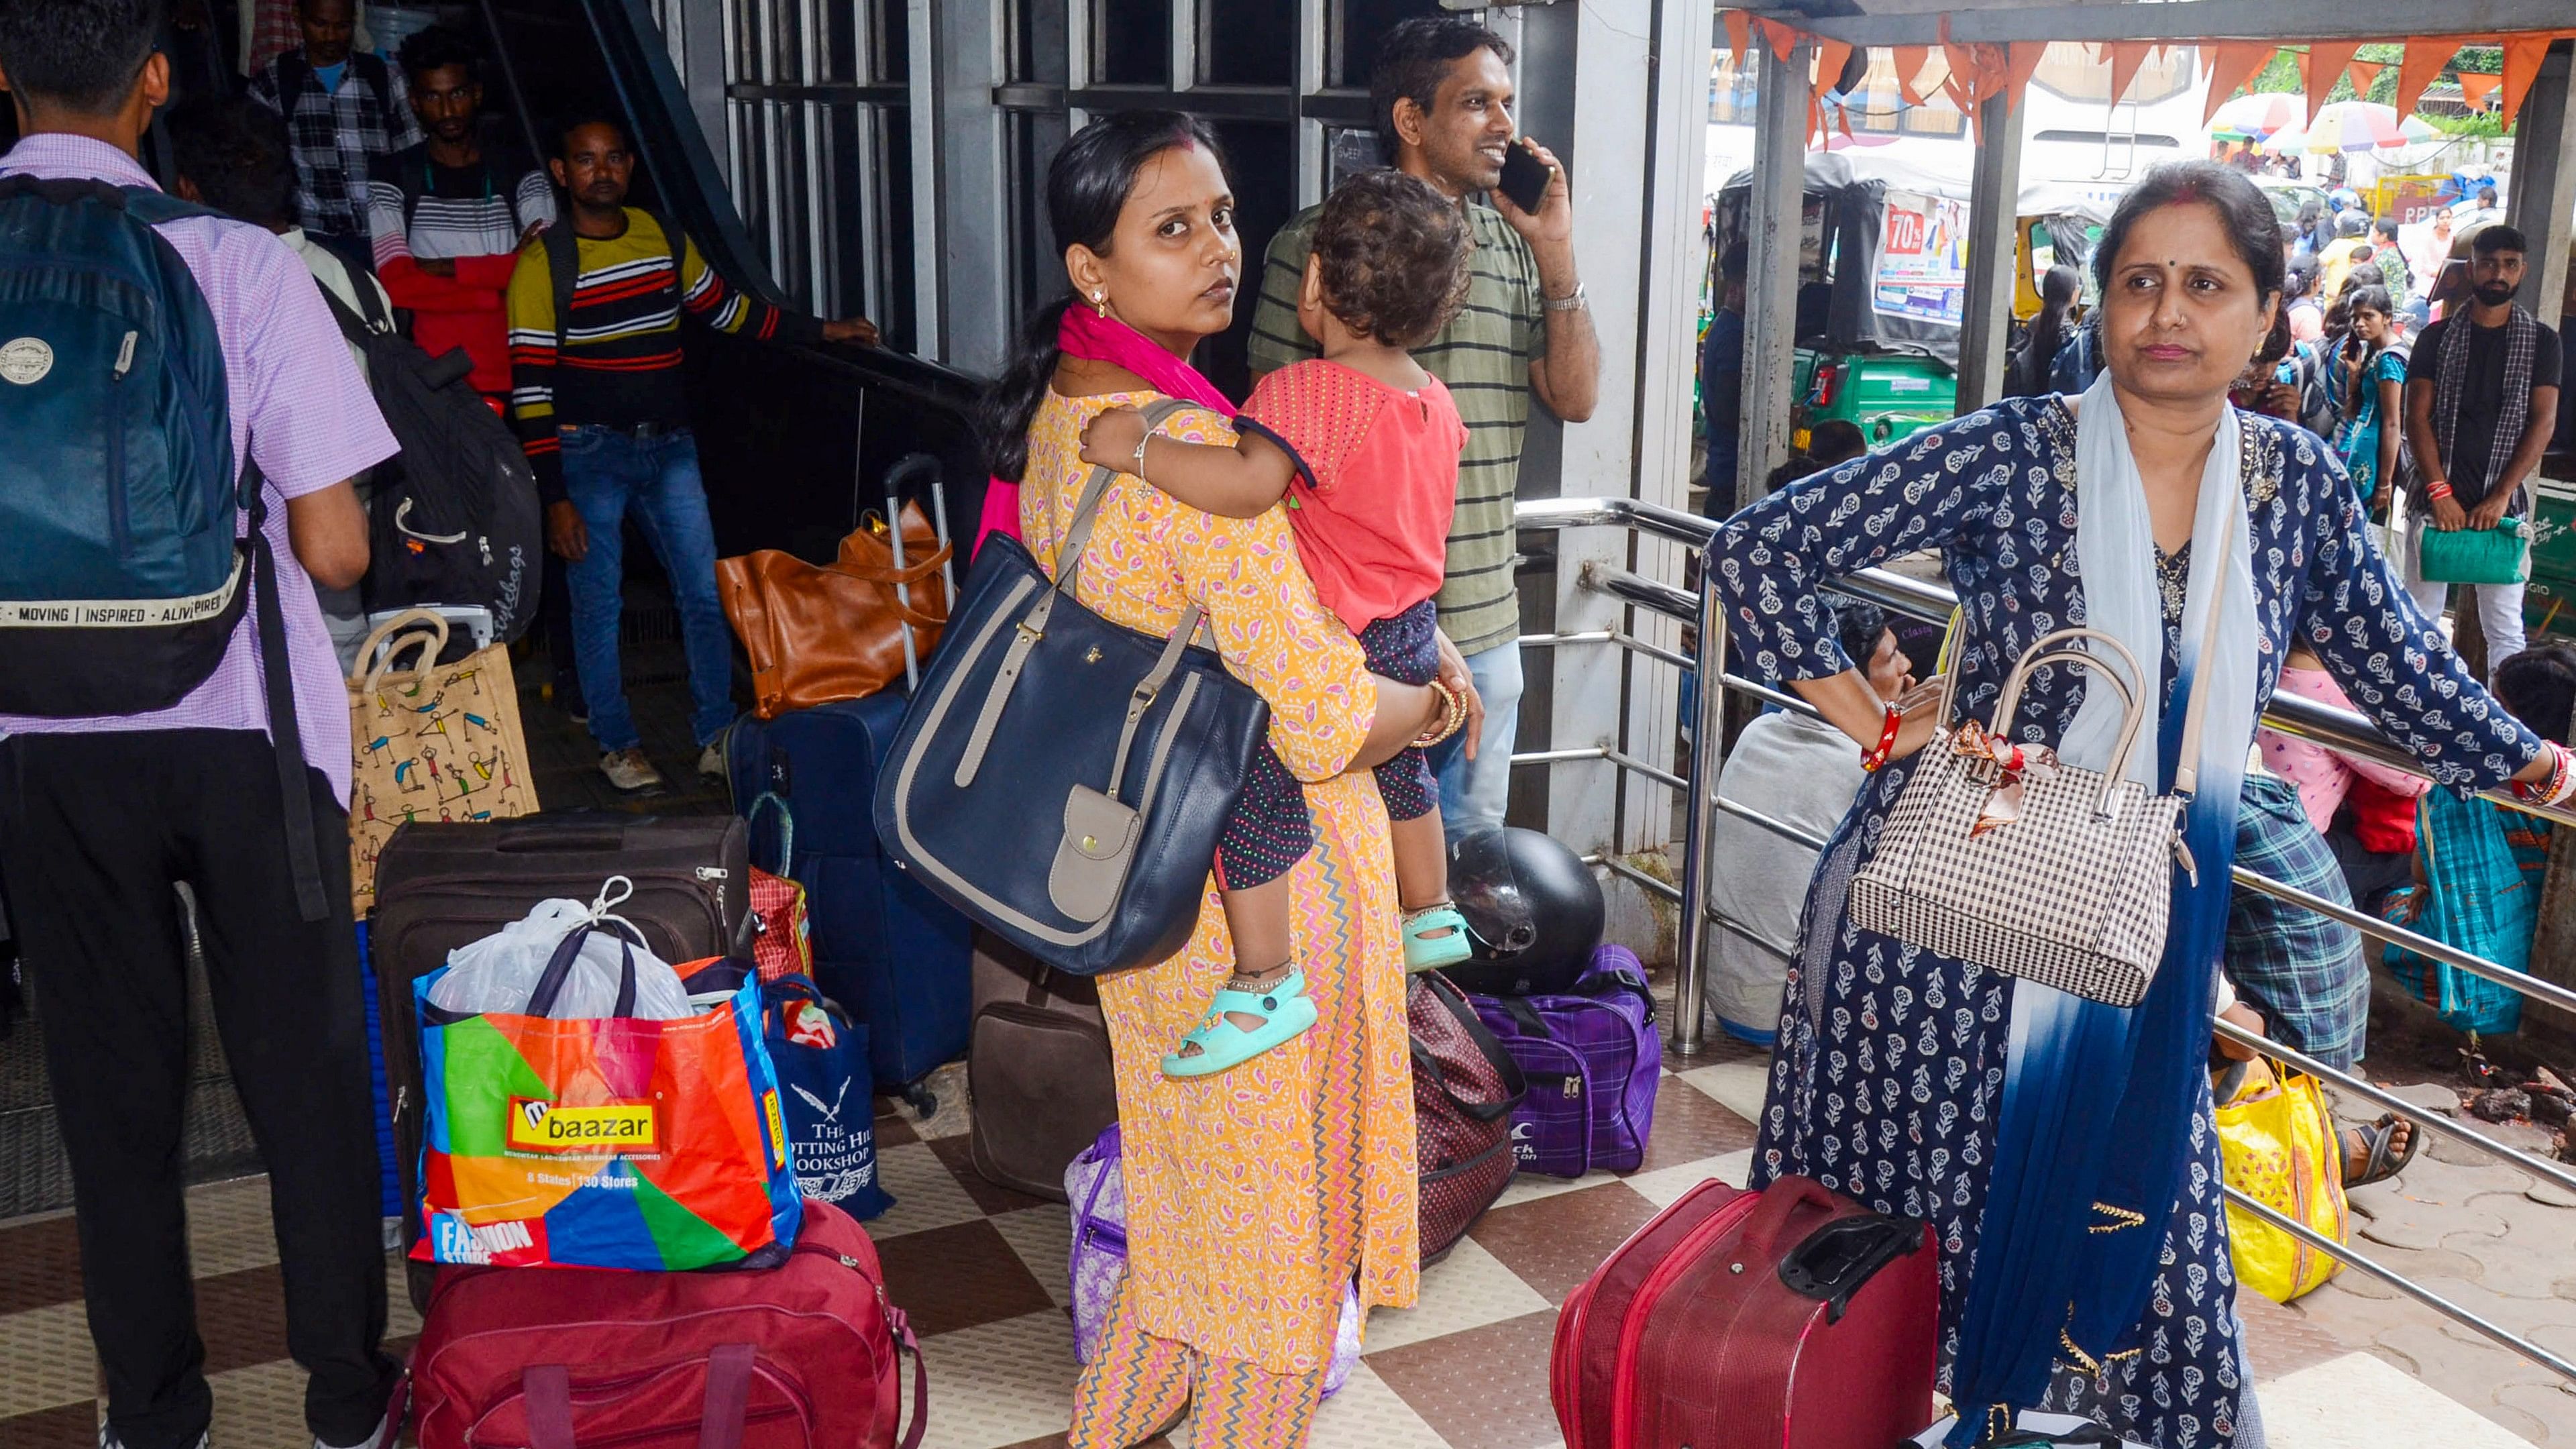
[1756, 17, 1804, 65]
[1892, 44, 1932, 106]
[2347, 58, 2385, 97]
[2394, 38, 2461, 121]
[1721, 10, 1752, 72]
[2104, 42, 2151, 105]
[1811, 39, 1854, 108]
[2502, 35, 2556, 127]
[2002, 41, 2047, 113]
[2306, 41, 2361, 108]
[2457, 70, 2501, 109]
[2202, 42, 2277, 125]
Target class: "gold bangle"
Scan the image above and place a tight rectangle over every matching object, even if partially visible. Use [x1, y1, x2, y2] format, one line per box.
[1413, 680, 1466, 749]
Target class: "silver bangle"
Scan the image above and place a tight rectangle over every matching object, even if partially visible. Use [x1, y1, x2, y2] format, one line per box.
[1541, 282, 1587, 313]
[1130, 431, 1152, 485]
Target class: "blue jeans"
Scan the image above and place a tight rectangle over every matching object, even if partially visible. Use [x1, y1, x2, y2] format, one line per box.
[1426, 636, 1522, 843]
[560, 425, 737, 752]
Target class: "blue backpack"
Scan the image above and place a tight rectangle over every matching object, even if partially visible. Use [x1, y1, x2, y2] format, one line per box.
[0, 176, 328, 920]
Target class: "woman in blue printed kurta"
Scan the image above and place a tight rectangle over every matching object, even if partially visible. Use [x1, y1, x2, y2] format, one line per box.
[1710, 168, 2554, 1449]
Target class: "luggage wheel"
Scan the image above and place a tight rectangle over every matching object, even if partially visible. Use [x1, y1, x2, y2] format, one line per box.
[902, 1081, 938, 1119]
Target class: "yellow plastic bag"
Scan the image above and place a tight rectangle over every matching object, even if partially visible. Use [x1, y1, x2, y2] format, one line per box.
[2216, 1059, 2348, 1303]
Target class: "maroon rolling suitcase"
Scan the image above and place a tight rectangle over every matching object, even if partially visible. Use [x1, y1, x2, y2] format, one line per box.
[1550, 1175, 1938, 1449]
[411, 1197, 926, 1449]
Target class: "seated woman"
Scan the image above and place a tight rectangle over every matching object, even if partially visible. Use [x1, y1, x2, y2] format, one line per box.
[1703, 598, 1911, 1044]
[981, 111, 1447, 1449]
[1708, 161, 2571, 1447]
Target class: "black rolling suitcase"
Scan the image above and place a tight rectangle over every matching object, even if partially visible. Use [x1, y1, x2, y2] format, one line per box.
[368, 814, 752, 1303]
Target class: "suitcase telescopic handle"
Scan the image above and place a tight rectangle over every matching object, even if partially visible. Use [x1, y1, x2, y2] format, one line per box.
[523, 1344, 757, 1449]
[1737, 1177, 1839, 1264]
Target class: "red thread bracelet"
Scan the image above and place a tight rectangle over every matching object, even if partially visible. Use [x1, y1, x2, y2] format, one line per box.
[1860, 704, 1902, 772]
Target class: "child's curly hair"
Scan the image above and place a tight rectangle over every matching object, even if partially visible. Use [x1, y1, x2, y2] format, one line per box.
[1310, 169, 1473, 350]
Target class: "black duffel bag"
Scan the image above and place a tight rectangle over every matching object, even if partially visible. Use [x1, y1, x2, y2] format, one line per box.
[872, 400, 1269, 976]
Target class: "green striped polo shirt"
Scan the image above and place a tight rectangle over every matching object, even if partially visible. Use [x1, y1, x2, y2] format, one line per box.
[1248, 199, 1545, 655]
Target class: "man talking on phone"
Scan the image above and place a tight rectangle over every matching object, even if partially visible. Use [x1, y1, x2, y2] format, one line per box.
[1248, 15, 1601, 844]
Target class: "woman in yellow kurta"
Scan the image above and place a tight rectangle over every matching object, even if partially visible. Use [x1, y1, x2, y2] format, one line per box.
[981, 113, 1444, 1448]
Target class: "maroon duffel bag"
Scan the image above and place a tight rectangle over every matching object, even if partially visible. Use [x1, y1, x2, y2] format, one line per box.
[412, 1197, 926, 1449]
[1409, 971, 1526, 1263]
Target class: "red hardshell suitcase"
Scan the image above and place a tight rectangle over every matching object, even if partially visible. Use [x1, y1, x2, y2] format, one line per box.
[1550, 1175, 1937, 1449]
[411, 1198, 927, 1449]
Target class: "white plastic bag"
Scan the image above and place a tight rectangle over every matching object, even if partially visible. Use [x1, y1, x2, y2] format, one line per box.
[427, 878, 694, 1020]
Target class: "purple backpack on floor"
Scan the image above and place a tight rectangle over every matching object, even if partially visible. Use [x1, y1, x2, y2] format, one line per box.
[1470, 945, 1661, 1178]
[1065, 1124, 1360, 1393]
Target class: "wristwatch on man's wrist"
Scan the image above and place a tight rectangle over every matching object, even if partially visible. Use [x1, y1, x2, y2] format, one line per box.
[1541, 281, 1587, 313]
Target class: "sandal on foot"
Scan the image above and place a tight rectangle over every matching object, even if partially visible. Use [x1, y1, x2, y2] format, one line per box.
[2343, 1112, 2420, 1189]
[1161, 971, 1318, 1078]
[1402, 904, 1473, 973]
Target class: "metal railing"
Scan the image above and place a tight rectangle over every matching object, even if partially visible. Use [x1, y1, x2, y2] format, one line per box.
[1509, 492, 2576, 1391]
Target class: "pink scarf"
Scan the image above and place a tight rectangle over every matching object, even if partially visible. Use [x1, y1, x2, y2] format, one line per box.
[974, 307, 1236, 552]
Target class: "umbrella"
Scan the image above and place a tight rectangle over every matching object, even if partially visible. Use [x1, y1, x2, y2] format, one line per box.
[2208, 93, 2306, 140]
[2306, 101, 2429, 152]
[2261, 127, 2310, 156]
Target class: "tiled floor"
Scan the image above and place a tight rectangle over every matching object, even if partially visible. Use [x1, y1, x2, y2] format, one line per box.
[0, 1034, 2533, 1449]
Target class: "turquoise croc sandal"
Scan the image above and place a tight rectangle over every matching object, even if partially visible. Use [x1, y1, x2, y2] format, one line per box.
[1161, 971, 1320, 1078]
[1402, 904, 1474, 973]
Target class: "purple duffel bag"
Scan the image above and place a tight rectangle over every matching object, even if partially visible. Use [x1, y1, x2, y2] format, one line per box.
[1065, 1124, 1361, 1393]
[1470, 945, 1661, 1178]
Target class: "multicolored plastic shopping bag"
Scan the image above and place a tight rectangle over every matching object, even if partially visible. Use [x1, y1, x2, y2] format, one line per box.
[413, 920, 802, 1271]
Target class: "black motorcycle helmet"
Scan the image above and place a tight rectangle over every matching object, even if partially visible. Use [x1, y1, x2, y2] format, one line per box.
[1440, 827, 1606, 997]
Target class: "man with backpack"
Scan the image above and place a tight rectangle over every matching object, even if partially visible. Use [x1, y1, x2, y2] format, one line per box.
[0, 4, 403, 1449]
[247, 0, 420, 243]
[508, 115, 874, 793]
[366, 22, 553, 405]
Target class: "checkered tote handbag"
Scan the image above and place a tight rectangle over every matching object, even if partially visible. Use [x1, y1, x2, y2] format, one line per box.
[1847, 581, 2225, 1006]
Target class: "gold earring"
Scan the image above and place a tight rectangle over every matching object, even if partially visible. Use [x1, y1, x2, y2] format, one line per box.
[1092, 290, 1108, 319]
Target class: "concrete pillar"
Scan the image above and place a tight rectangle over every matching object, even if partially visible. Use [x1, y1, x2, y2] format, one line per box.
[2507, 42, 2574, 327]
[1955, 91, 2025, 412]
[1735, 36, 1810, 517]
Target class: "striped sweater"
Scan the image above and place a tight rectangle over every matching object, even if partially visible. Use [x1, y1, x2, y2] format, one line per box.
[367, 142, 556, 398]
[505, 208, 816, 502]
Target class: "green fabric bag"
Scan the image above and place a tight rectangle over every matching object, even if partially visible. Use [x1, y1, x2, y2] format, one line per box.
[2418, 520, 2530, 585]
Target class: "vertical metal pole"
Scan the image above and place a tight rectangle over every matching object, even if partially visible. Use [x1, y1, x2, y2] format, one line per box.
[888, 491, 920, 688]
[1735, 36, 1807, 515]
[1956, 89, 2025, 412]
[1672, 566, 1726, 1055]
[2506, 43, 2574, 323]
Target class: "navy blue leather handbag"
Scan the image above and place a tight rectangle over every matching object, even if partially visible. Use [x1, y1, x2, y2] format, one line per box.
[872, 401, 1271, 976]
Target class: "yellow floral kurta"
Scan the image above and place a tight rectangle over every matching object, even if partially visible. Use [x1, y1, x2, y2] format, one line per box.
[1022, 389, 1420, 1375]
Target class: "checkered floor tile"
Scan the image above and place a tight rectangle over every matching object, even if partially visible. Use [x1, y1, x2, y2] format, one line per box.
[0, 1026, 2484, 1449]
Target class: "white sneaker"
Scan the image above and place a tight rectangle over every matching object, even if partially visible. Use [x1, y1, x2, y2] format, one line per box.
[699, 743, 726, 781]
[314, 1375, 409, 1449]
[600, 747, 667, 792]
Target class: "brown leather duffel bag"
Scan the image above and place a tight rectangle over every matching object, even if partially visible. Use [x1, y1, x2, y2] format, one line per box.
[716, 503, 949, 720]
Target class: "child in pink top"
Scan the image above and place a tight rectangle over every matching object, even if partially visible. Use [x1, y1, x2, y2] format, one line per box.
[2258, 645, 2432, 839]
[1079, 169, 1473, 1077]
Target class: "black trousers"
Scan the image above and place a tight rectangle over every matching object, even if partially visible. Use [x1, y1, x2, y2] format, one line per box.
[0, 731, 398, 1449]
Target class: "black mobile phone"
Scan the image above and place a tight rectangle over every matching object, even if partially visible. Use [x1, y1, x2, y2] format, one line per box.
[1497, 140, 1550, 215]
